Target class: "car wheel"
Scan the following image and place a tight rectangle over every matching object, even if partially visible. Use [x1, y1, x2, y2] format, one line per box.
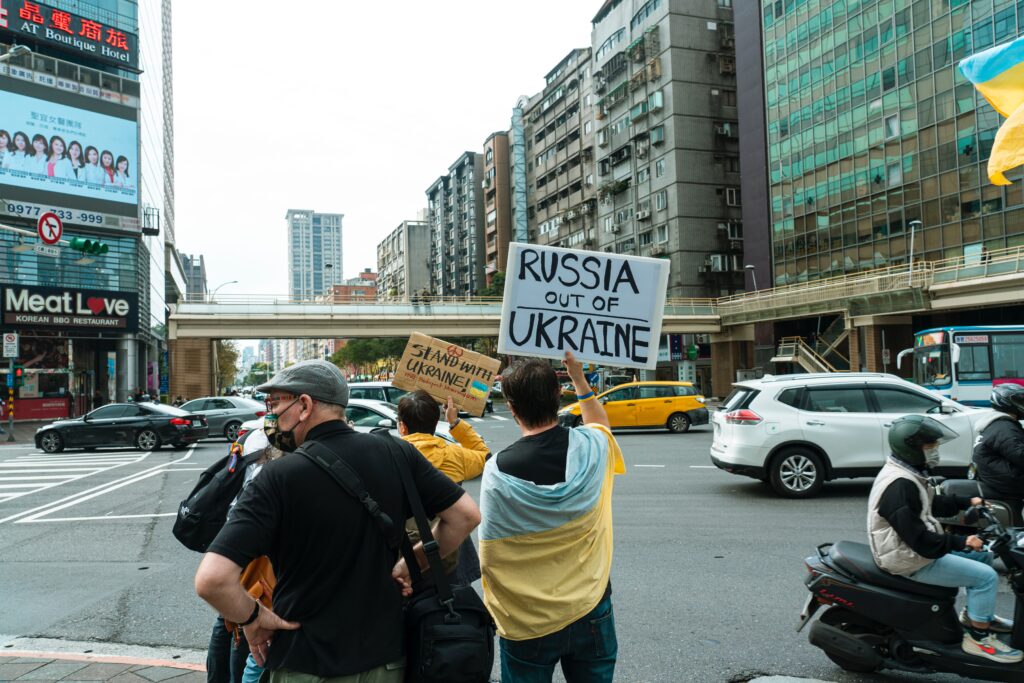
[39, 431, 64, 453]
[224, 421, 242, 442]
[769, 447, 824, 498]
[667, 412, 691, 434]
[136, 429, 161, 451]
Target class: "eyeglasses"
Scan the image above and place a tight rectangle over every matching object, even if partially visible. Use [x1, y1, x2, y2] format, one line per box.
[265, 395, 296, 411]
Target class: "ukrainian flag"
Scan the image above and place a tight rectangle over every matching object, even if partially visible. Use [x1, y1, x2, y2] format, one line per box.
[959, 36, 1024, 185]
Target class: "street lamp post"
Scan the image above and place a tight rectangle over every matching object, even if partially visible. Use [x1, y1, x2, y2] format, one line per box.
[0, 45, 31, 63]
[907, 220, 922, 286]
[209, 280, 238, 302]
[744, 264, 759, 292]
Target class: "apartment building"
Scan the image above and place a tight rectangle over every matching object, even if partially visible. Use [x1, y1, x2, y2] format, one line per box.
[377, 220, 431, 300]
[591, 0, 744, 297]
[426, 153, 485, 295]
[482, 132, 513, 284]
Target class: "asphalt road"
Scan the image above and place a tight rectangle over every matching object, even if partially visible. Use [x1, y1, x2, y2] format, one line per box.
[0, 410, 1013, 682]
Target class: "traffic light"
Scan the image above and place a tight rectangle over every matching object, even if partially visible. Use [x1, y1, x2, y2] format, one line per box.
[68, 237, 109, 255]
[12, 365, 24, 388]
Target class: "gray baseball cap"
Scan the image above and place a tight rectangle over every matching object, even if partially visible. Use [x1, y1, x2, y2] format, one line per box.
[257, 360, 349, 406]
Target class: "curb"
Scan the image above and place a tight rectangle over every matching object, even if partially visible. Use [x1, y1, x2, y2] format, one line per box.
[0, 650, 204, 671]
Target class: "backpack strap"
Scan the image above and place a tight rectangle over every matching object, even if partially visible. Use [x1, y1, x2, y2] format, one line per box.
[297, 439, 402, 549]
[378, 435, 454, 606]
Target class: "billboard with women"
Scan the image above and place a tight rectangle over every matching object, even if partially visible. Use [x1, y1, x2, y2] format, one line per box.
[0, 73, 139, 231]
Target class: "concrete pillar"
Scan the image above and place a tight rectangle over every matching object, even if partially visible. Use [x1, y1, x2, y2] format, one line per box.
[117, 337, 138, 403]
[851, 316, 915, 377]
[710, 325, 755, 399]
[168, 338, 214, 401]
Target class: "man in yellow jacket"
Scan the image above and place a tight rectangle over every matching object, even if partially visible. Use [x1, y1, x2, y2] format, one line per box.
[397, 389, 490, 585]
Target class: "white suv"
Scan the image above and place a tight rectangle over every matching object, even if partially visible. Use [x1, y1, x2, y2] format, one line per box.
[710, 373, 995, 498]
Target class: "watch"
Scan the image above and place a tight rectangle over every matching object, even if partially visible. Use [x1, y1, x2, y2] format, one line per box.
[450, 418, 461, 429]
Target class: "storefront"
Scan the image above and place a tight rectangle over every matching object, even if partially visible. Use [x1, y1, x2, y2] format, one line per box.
[0, 283, 139, 421]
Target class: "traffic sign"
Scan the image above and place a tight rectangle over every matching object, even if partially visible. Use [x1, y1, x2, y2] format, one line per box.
[37, 212, 63, 245]
[33, 244, 60, 258]
[3, 333, 18, 359]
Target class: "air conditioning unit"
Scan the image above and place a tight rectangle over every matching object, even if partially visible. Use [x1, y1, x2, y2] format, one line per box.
[565, 210, 577, 220]
[715, 124, 731, 136]
[720, 61, 736, 74]
[636, 210, 651, 220]
[635, 146, 648, 158]
[722, 37, 735, 48]
[729, 239, 743, 251]
[580, 203, 592, 213]
[650, 245, 666, 256]
[610, 225, 621, 233]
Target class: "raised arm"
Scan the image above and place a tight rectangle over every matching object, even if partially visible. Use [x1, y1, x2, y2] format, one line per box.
[565, 351, 610, 429]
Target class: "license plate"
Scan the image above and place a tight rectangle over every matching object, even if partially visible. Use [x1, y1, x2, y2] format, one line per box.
[192, 420, 200, 427]
[796, 593, 821, 633]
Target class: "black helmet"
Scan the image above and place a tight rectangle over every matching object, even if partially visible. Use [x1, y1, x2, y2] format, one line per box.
[888, 415, 958, 468]
[990, 384, 1024, 417]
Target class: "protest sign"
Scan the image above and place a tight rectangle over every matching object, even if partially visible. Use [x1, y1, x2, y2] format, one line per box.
[393, 332, 501, 417]
[497, 243, 670, 370]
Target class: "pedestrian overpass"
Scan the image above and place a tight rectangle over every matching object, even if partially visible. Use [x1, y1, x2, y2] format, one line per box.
[167, 297, 723, 339]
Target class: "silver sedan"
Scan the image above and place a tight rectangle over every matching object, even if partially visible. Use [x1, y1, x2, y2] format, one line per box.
[178, 396, 266, 441]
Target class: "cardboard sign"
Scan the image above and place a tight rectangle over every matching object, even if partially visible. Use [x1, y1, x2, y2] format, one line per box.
[497, 243, 671, 370]
[393, 333, 501, 417]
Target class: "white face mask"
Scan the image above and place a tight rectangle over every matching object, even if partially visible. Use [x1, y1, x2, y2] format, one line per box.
[923, 445, 941, 468]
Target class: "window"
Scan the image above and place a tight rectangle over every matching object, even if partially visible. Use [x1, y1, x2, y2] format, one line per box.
[349, 387, 387, 402]
[604, 216, 615, 232]
[655, 190, 668, 211]
[776, 387, 803, 408]
[725, 187, 740, 206]
[346, 405, 390, 428]
[655, 159, 665, 177]
[991, 334, 1024, 380]
[604, 386, 638, 402]
[180, 400, 204, 412]
[656, 224, 668, 243]
[88, 405, 127, 419]
[584, 121, 593, 134]
[674, 385, 697, 397]
[886, 162, 902, 187]
[804, 388, 870, 413]
[639, 385, 675, 399]
[870, 387, 939, 413]
[207, 399, 234, 410]
[637, 167, 649, 183]
[650, 126, 665, 145]
[639, 231, 653, 246]
[957, 344, 992, 381]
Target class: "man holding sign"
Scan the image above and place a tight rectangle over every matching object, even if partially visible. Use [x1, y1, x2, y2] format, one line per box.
[479, 352, 625, 682]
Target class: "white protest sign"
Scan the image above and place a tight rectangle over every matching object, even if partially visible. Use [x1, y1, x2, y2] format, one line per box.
[497, 243, 670, 370]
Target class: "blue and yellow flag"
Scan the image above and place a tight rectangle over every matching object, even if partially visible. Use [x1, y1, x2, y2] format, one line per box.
[959, 36, 1024, 185]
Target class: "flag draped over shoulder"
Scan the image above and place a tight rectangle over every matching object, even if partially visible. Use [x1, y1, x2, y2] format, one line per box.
[959, 36, 1024, 185]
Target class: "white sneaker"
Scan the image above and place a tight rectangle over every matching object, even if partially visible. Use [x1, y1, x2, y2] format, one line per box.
[962, 631, 1024, 663]
[960, 608, 1014, 634]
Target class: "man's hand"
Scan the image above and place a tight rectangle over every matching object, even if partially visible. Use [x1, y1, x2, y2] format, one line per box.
[966, 535, 985, 551]
[564, 351, 586, 388]
[970, 497, 988, 507]
[445, 396, 460, 425]
[243, 605, 300, 667]
[392, 557, 413, 597]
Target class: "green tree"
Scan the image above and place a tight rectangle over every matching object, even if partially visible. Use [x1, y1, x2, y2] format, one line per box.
[242, 361, 272, 387]
[215, 340, 240, 392]
[478, 271, 505, 297]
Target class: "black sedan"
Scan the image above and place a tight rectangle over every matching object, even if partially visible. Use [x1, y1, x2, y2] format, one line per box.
[35, 402, 209, 453]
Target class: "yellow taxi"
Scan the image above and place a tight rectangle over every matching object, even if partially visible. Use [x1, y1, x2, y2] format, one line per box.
[558, 381, 708, 433]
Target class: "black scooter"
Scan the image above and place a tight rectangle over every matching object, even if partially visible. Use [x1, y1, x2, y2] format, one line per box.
[799, 506, 1024, 681]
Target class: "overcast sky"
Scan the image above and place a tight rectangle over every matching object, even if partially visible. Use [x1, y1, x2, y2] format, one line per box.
[172, 1, 597, 298]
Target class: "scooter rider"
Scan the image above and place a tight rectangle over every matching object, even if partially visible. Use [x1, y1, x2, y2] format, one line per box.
[868, 415, 1022, 664]
[973, 384, 1024, 526]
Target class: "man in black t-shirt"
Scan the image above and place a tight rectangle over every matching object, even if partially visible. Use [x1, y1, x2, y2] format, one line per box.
[195, 360, 480, 683]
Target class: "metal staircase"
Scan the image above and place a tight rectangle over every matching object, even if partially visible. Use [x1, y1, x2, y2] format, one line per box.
[812, 316, 851, 371]
[770, 336, 841, 373]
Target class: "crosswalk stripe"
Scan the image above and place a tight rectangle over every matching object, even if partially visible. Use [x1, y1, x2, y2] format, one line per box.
[470, 418, 484, 423]
[0, 450, 147, 504]
[491, 415, 509, 421]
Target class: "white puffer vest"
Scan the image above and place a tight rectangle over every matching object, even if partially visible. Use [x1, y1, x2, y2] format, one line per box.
[867, 460, 943, 576]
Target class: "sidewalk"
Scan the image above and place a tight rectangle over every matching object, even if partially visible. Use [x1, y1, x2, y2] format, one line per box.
[0, 420, 49, 446]
[0, 652, 204, 682]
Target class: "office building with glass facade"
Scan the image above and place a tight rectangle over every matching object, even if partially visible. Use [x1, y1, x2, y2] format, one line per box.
[738, 0, 1024, 289]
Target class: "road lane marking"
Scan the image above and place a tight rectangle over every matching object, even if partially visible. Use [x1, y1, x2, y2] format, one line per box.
[29, 512, 179, 522]
[0, 448, 192, 525]
[633, 464, 666, 468]
[491, 415, 509, 421]
[690, 465, 716, 468]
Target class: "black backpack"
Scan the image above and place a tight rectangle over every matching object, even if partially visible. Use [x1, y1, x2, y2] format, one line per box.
[172, 436, 263, 552]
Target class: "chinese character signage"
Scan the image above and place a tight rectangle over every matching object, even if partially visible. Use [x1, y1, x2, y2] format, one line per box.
[0, 0, 139, 71]
[1, 283, 138, 332]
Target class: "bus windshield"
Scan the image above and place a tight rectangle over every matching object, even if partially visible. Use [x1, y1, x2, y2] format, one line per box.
[913, 345, 951, 387]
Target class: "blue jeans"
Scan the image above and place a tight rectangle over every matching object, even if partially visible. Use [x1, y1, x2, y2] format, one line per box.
[207, 616, 250, 683]
[241, 654, 263, 683]
[499, 595, 617, 683]
[910, 550, 999, 624]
